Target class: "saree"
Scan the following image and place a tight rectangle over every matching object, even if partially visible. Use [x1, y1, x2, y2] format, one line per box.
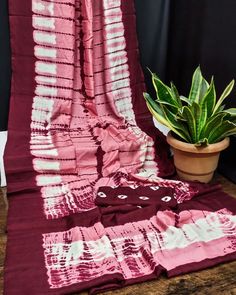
[4, 0, 236, 294]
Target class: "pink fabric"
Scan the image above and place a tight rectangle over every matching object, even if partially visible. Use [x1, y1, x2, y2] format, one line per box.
[42, 208, 235, 289]
[4, 0, 236, 294]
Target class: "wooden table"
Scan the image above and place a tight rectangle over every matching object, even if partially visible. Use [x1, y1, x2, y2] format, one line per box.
[0, 176, 236, 295]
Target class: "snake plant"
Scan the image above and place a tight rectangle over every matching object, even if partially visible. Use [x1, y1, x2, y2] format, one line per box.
[144, 66, 236, 146]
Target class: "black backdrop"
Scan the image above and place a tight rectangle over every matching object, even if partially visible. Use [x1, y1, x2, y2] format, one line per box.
[1, 0, 236, 181]
[0, 0, 11, 132]
[135, 0, 236, 101]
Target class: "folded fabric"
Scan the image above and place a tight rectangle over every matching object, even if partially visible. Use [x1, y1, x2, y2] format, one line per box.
[96, 186, 176, 207]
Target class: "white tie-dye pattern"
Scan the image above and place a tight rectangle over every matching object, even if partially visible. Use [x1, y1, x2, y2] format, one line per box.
[31, 148, 58, 157]
[29, 0, 161, 221]
[103, 0, 134, 124]
[36, 175, 62, 186]
[31, 144, 55, 150]
[103, 0, 158, 174]
[36, 61, 57, 75]
[42, 184, 71, 199]
[31, 133, 53, 142]
[31, 0, 79, 219]
[34, 31, 56, 45]
[35, 76, 57, 85]
[32, 96, 54, 111]
[35, 46, 57, 59]
[104, 14, 122, 25]
[42, 210, 236, 288]
[35, 86, 58, 96]
[33, 159, 60, 171]
[32, 1, 54, 15]
[33, 15, 55, 30]
[31, 109, 52, 121]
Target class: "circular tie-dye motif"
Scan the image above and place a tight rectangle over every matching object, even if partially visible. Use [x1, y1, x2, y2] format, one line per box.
[139, 196, 149, 200]
[150, 186, 160, 190]
[117, 195, 128, 199]
[98, 192, 107, 198]
[161, 196, 172, 202]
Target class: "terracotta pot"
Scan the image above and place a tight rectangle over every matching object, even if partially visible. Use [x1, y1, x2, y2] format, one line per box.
[166, 132, 230, 183]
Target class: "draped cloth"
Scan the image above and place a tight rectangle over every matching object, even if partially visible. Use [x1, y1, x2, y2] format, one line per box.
[4, 1, 236, 294]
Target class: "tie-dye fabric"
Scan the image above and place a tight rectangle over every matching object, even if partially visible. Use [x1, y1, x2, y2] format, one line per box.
[4, 1, 236, 294]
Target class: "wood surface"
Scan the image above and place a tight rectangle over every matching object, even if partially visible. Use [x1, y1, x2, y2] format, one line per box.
[0, 176, 236, 295]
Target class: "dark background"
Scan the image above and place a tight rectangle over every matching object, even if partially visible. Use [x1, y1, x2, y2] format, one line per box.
[0, 0, 11, 132]
[135, 0, 236, 103]
[1, 0, 236, 181]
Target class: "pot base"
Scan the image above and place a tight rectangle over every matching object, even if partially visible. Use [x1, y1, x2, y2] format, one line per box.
[172, 148, 221, 183]
[176, 168, 214, 183]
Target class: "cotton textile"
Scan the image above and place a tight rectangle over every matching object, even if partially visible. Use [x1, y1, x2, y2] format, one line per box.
[4, 1, 236, 294]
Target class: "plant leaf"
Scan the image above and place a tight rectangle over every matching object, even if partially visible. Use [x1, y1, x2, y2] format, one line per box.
[143, 92, 162, 113]
[182, 106, 197, 142]
[143, 93, 169, 125]
[200, 77, 216, 117]
[143, 92, 191, 142]
[144, 68, 236, 145]
[218, 104, 225, 112]
[224, 108, 236, 116]
[161, 105, 192, 142]
[180, 95, 191, 105]
[145, 101, 190, 143]
[213, 79, 235, 114]
[199, 112, 227, 139]
[199, 77, 210, 101]
[190, 101, 207, 141]
[199, 101, 208, 138]
[188, 66, 203, 103]
[153, 99, 179, 112]
[145, 101, 169, 126]
[208, 120, 236, 143]
[195, 138, 209, 146]
[170, 82, 182, 107]
[151, 73, 180, 108]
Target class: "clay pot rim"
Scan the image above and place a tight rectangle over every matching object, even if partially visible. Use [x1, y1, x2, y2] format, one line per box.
[166, 131, 230, 154]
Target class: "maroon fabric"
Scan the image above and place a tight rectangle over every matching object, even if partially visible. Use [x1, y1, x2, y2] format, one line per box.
[4, 185, 236, 294]
[4, 1, 236, 294]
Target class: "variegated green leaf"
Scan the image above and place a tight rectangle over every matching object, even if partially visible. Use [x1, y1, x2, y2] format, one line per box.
[161, 105, 191, 142]
[145, 99, 190, 142]
[200, 77, 216, 117]
[170, 82, 182, 107]
[190, 101, 207, 141]
[199, 77, 210, 101]
[218, 104, 225, 112]
[144, 92, 191, 142]
[213, 79, 235, 114]
[208, 120, 236, 143]
[198, 100, 208, 138]
[199, 112, 227, 139]
[180, 95, 191, 106]
[151, 73, 179, 107]
[223, 108, 236, 116]
[188, 66, 203, 103]
[195, 138, 208, 146]
[153, 99, 179, 113]
[143, 92, 163, 114]
[182, 106, 197, 142]
[145, 68, 236, 145]
[146, 102, 169, 127]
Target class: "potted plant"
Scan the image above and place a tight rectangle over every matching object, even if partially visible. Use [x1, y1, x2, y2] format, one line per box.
[144, 66, 236, 183]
